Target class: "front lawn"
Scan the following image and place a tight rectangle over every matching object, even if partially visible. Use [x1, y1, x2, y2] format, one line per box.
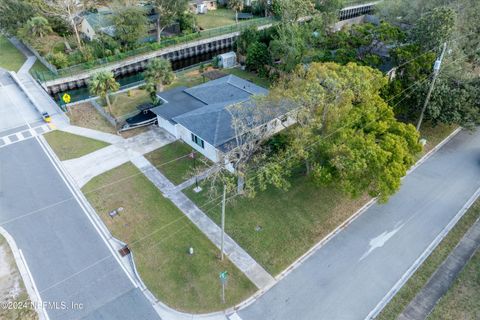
[145, 141, 211, 185]
[44, 130, 110, 161]
[0, 36, 26, 72]
[376, 199, 480, 320]
[197, 8, 237, 30]
[82, 163, 255, 312]
[185, 174, 370, 275]
[428, 249, 480, 320]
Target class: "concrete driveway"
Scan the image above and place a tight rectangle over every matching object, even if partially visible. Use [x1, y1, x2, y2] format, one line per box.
[0, 138, 159, 320]
[239, 129, 480, 320]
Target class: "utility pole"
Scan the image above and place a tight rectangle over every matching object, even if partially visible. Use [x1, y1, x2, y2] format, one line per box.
[416, 42, 447, 132]
[220, 184, 226, 261]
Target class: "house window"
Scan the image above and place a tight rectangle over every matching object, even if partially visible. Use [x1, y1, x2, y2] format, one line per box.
[191, 133, 205, 149]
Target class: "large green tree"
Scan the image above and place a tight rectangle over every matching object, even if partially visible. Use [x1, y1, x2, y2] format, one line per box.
[0, 0, 36, 35]
[410, 6, 456, 51]
[22, 16, 52, 39]
[89, 71, 120, 116]
[143, 57, 174, 103]
[256, 62, 421, 201]
[272, 0, 315, 23]
[228, 0, 244, 24]
[113, 6, 148, 48]
[150, 0, 188, 43]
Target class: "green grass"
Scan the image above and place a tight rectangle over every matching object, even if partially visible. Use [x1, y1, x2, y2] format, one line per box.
[29, 60, 51, 75]
[82, 162, 255, 312]
[376, 199, 480, 320]
[223, 67, 272, 88]
[0, 36, 26, 72]
[197, 8, 237, 30]
[428, 248, 480, 320]
[185, 174, 370, 275]
[44, 130, 110, 161]
[145, 141, 211, 185]
[420, 123, 458, 155]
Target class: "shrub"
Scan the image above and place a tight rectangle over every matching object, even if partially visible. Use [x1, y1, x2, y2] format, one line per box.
[245, 41, 270, 76]
[47, 52, 68, 69]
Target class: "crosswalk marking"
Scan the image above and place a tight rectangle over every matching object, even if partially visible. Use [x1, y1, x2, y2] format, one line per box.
[0, 124, 52, 148]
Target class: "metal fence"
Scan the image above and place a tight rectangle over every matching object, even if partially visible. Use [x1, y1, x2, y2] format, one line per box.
[33, 17, 275, 82]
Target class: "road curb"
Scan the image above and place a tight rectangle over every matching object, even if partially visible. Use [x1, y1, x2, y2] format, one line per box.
[231, 126, 464, 314]
[0, 227, 49, 320]
[365, 185, 480, 320]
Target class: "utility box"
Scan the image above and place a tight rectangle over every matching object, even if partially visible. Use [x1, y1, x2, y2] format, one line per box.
[218, 51, 237, 69]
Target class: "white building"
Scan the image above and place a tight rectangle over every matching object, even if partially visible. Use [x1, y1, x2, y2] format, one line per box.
[151, 75, 295, 170]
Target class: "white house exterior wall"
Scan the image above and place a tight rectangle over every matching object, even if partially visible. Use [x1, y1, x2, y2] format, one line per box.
[157, 116, 178, 137]
[79, 19, 96, 41]
[176, 124, 220, 163]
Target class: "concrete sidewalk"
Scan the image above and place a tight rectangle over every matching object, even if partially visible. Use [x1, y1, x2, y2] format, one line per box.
[18, 56, 36, 75]
[399, 214, 480, 320]
[63, 127, 174, 187]
[131, 156, 275, 290]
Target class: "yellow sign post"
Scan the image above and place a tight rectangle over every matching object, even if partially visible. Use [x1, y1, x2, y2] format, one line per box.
[62, 93, 71, 104]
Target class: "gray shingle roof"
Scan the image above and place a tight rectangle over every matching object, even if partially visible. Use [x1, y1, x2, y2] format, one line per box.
[152, 74, 272, 150]
[150, 86, 206, 124]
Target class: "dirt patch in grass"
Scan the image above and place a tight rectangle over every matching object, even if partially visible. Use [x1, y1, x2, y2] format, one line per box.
[44, 130, 110, 161]
[376, 200, 480, 320]
[69, 102, 117, 135]
[428, 248, 480, 320]
[82, 163, 255, 313]
[145, 141, 211, 185]
[0, 236, 38, 320]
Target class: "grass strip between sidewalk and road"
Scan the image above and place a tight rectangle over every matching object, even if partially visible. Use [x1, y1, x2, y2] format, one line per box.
[428, 247, 480, 320]
[376, 199, 480, 320]
[82, 162, 256, 313]
[44, 131, 110, 161]
[183, 124, 457, 276]
[0, 235, 38, 320]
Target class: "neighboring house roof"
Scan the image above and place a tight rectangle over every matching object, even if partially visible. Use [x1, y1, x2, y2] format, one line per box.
[152, 75, 275, 151]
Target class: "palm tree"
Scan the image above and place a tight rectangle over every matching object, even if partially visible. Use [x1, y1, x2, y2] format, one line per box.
[143, 58, 174, 103]
[228, 0, 244, 23]
[26, 16, 52, 38]
[89, 71, 120, 115]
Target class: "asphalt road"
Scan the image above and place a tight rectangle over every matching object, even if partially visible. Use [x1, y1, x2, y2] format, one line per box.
[0, 138, 159, 319]
[239, 129, 480, 320]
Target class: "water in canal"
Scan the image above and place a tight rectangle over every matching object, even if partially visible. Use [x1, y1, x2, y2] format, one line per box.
[53, 46, 232, 105]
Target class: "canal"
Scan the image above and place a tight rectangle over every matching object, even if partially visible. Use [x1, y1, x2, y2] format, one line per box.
[53, 46, 232, 105]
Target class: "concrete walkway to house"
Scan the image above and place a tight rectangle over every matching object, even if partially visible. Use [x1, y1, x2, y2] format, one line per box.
[63, 127, 175, 187]
[58, 124, 124, 144]
[398, 216, 480, 320]
[131, 155, 275, 290]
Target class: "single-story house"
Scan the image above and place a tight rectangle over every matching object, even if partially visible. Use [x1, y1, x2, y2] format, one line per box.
[189, 0, 217, 14]
[151, 75, 295, 171]
[77, 5, 179, 41]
